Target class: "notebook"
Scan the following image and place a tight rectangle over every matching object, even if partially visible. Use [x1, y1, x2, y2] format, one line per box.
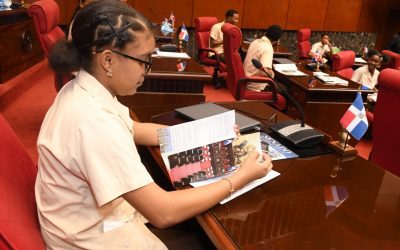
[175, 103, 261, 132]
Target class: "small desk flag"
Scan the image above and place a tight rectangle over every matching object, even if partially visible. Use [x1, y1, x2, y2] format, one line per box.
[177, 61, 187, 72]
[179, 24, 189, 42]
[340, 92, 368, 140]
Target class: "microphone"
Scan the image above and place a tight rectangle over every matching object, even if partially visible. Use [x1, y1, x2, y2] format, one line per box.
[251, 59, 324, 148]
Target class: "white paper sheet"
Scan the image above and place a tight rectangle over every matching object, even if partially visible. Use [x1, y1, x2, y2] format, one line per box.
[190, 170, 281, 204]
[152, 50, 191, 59]
[273, 64, 307, 76]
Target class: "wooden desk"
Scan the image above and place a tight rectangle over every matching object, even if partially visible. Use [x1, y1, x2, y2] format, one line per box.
[118, 57, 211, 121]
[131, 101, 400, 250]
[0, 7, 43, 83]
[275, 62, 373, 139]
[241, 40, 293, 58]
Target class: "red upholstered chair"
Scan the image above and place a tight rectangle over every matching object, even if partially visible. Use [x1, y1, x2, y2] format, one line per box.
[381, 50, 400, 71]
[221, 23, 286, 111]
[28, 0, 74, 91]
[369, 69, 400, 176]
[0, 113, 46, 249]
[331, 50, 355, 79]
[194, 17, 227, 88]
[297, 28, 311, 59]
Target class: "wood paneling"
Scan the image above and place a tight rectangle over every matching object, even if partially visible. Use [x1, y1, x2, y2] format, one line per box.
[134, 0, 193, 26]
[324, 0, 363, 31]
[286, 0, 329, 31]
[192, 0, 244, 27]
[357, 0, 390, 32]
[242, 0, 290, 29]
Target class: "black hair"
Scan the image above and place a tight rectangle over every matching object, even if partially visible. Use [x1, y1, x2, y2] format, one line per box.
[265, 25, 282, 42]
[321, 33, 329, 39]
[49, 0, 153, 74]
[225, 9, 238, 18]
[367, 49, 381, 59]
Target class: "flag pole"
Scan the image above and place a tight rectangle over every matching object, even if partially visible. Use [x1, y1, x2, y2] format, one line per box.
[343, 132, 350, 150]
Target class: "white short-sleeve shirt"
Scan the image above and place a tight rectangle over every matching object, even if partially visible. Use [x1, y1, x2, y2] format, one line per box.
[310, 41, 331, 58]
[243, 36, 274, 91]
[35, 70, 167, 249]
[351, 65, 380, 89]
[209, 21, 225, 56]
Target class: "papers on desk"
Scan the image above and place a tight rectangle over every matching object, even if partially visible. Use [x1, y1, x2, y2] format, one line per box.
[191, 170, 281, 204]
[314, 72, 349, 86]
[273, 64, 307, 76]
[367, 92, 378, 102]
[152, 49, 190, 59]
[355, 57, 367, 63]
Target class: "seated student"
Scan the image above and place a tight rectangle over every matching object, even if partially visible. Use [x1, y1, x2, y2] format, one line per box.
[243, 25, 282, 91]
[209, 9, 239, 63]
[351, 49, 382, 91]
[36, 1, 272, 249]
[385, 31, 400, 54]
[309, 33, 334, 61]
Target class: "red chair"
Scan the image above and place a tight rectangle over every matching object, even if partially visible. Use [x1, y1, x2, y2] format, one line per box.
[381, 50, 400, 71]
[28, 0, 74, 91]
[297, 28, 311, 59]
[0, 113, 46, 249]
[194, 17, 227, 88]
[331, 50, 355, 79]
[221, 23, 286, 111]
[369, 69, 400, 176]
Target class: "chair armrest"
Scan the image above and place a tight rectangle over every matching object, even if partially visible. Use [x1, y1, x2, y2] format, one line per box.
[237, 76, 278, 102]
[198, 48, 221, 64]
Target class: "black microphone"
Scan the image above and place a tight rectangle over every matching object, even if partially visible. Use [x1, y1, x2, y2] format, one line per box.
[251, 58, 324, 148]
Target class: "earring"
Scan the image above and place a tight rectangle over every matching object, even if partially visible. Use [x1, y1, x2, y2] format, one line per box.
[106, 69, 112, 77]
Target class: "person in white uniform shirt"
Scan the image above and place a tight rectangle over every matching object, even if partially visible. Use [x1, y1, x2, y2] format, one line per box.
[35, 1, 273, 249]
[309, 33, 333, 61]
[351, 49, 381, 91]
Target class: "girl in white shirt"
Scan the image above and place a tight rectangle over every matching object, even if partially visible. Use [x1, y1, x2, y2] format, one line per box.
[37, 1, 273, 249]
[351, 49, 382, 91]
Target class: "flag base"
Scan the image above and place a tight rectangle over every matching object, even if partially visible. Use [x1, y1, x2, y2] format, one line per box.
[328, 141, 357, 156]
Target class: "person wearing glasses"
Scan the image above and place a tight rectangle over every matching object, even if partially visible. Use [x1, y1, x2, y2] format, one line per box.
[37, 1, 273, 249]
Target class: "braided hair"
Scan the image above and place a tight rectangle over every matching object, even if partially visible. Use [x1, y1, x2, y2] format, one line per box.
[49, 0, 153, 74]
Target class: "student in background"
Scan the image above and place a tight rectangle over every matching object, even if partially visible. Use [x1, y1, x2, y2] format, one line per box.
[309, 33, 333, 61]
[385, 31, 400, 54]
[209, 9, 239, 63]
[36, 1, 272, 249]
[351, 49, 382, 91]
[243, 25, 282, 91]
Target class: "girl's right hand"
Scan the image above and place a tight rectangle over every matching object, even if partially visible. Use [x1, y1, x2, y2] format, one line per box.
[236, 151, 273, 183]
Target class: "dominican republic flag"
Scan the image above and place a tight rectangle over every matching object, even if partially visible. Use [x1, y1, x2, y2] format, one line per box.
[176, 61, 187, 72]
[324, 185, 349, 217]
[340, 92, 368, 140]
[312, 50, 321, 62]
[360, 84, 371, 90]
[179, 24, 189, 42]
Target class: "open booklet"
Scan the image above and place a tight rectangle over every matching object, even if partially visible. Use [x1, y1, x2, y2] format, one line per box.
[313, 72, 349, 86]
[157, 110, 281, 203]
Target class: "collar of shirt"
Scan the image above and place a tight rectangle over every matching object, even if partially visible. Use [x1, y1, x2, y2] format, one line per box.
[260, 36, 272, 46]
[75, 69, 125, 119]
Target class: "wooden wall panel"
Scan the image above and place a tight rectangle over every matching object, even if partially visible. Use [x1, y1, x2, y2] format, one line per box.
[357, 0, 390, 32]
[324, 0, 363, 31]
[192, 0, 245, 27]
[242, 0, 290, 29]
[286, 0, 329, 31]
[134, 0, 193, 27]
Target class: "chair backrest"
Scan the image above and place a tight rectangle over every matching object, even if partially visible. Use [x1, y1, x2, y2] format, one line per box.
[297, 28, 311, 59]
[331, 50, 355, 79]
[194, 17, 218, 62]
[381, 50, 400, 71]
[27, 0, 66, 57]
[0, 114, 46, 249]
[221, 23, 246, 99]
[370, 69, 400, 177]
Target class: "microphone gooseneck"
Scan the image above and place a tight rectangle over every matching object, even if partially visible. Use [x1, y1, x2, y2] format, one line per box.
[251, 58, 305, 127]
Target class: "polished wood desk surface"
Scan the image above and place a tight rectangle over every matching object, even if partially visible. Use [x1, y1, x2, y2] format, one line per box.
[241, 40, 293, 58]
[131, 101, 400, 249]
[147, 57, 211, 80]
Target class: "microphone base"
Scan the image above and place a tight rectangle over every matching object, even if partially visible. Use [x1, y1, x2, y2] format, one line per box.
[269, 120, 324, 148]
